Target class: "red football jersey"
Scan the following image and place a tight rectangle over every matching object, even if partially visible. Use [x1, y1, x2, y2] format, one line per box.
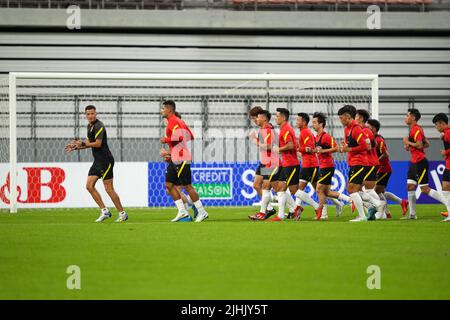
[164, 114, 194, 162]
[408, 123, 426, 164]
[343, 120, 368, 167]
[298, 127, 319, 168]
[278, 122, 300, 167]
[258, 123, 280, 168]
[363, 126, 380, 166]
[315, 131, 335, 169]
[375, 134, 392, 173]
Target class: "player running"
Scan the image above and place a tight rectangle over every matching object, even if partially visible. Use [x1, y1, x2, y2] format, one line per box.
[248, 106, 277, 217]
[403, 108, 447, 219]
[160, 100, 208, 222]
[271, 108, 301, 221]
[431, 113, 450, 221]
[248, 109, 281, 220]
[337, 105, 370, 222]
[160, 112, 198, 218]
[366, 119, 408, 218]
[64, 105, 128, 223]
[311, 112, 351, 220]
[293, 112, 322, 220]
[355, 109, 386, 220]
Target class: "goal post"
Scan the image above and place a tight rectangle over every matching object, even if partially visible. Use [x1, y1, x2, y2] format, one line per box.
[2, 72, 379, 213]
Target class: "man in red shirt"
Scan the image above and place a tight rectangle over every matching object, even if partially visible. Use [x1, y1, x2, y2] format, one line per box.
[271, 108, 301, 221]
[160, 112, 199, 218]
[293, 112, 322, 220]
[367, 119, 408, 218]
[312, 112, 352, 220]
[432, 112, 450, 221]
[248, 106, 277, 217]
[248, 109, 281, 221]
[337, 105, 370, 222]
[355, 109, 387, 220]
[160, 100, 208, 223]
[403, 108, 447, 219]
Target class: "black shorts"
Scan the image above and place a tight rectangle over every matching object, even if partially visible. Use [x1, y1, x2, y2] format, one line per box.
[348, 165, 366, 185]
[299, 167, 319, 184]
[317, 167, 335, 186]
[259, 165, 280, 182]
[443, 168, 450, 183]
[166, 161, 192, 186]
[407, 158, 429, 185]
[279, 165, 300, 186]
[363, 165, 378, 182]
[376, 171, 392, 187]
[88, 158, 114, 180]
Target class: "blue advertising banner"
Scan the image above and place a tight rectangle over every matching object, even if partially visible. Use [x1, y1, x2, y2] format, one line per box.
[148, 161, 447, 207]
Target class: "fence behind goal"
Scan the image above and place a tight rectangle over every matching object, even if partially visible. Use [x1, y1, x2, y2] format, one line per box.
[0, 73, 378, 212]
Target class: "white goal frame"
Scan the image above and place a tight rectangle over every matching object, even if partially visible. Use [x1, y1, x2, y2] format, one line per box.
[6, 72, 379, 213]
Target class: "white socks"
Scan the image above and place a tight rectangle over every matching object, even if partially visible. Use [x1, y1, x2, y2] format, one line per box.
[428, 189, 445, 205]
[194, 200, 207, 215]
[295, 190, 319, 210]
[101, 207, 109, 214]
[277, 191, 287, 219]
[338, 193, 351, 203]
[350, 192, 365, 218]
[175, 199, 188, 214]
[385, 191, 402, 204]
[260, 190, 271, 214]
[443, 191, 450, 213]
[427, 189, 450, 213]
[285, 191, 297, 212]
[267, 192, 274, 211]
[405, 188, 450, 216]
[322, 205, 328, 217]
[367, 189, 381, 201]
[360, 190, 382, 208]
[408, 191, 416, 217]
[329, 197, 343, 207]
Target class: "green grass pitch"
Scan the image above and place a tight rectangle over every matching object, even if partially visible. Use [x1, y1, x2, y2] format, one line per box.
[0, 204, 449, 300]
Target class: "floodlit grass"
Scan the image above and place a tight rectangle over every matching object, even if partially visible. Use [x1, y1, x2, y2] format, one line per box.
[0, 204, 449, 299]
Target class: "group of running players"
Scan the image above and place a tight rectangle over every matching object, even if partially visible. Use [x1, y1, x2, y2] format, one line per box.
[65, 101, 449, 223]
[247, 105, 450, 222]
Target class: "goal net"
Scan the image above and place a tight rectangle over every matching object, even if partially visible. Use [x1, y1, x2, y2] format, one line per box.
[0, 73, 378, 212]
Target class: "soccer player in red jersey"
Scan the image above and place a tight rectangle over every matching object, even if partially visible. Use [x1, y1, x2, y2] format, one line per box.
[293, 112, 322, 220]
[432, 113, 450, 221]
[248, 106, 277, 217]
[271, 108, 301, 221]
[337, 105, 370, 222]
[367, 119, 408, 218]
[312, 112, 351, 219]
[355, 109, 386, 219]
[403, 108, 447, 219]
[160, 100, 209, 222]
[160, 112, 198, 218]
[248, 109, 281, 221]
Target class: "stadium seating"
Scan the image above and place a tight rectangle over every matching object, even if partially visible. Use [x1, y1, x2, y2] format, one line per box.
[0, 0, 439, 10]
[231, 0, 433, 6]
